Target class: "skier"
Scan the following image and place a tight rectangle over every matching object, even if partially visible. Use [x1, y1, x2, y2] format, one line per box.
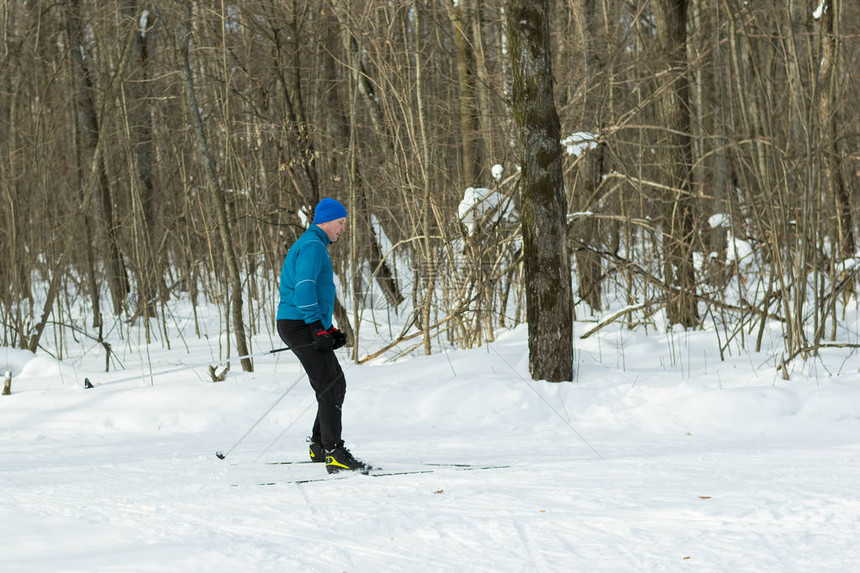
[276, 197, 370, 474]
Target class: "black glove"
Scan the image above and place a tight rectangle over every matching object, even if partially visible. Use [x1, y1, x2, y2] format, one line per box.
[308, 321, 334, 351]
[328, 326, 347, 350]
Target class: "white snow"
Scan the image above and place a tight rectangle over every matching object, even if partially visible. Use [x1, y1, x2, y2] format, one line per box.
[562, 131, 598, 157]
[139, 10, 149, 36]
[297, 205, 311, 228]
[2, 315, 859, 571]
[837, 257, 860, 273]
[813, 0, 827, 19]
[457, 187, 517, 236]
[492, 164, 504, 180]
[726, 230, 753, 263]
[708, 213, 731, 228]
[0, 346, 36, 377]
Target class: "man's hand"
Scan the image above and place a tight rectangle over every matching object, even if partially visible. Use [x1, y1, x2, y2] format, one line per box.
[328, 326, 347, 350]
[309, 321, 334, 351]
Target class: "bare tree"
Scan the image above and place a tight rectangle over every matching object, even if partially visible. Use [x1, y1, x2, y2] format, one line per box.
[121, 1, 161, 332]
[817, 0, 854, 278]
[569, 0, 609, 313]
[508, 0, 573, 382]
[179, 0, 251, 372]
[3, 0, 860, 372]
[445, 0, 482, 186]
[64, 0, 130, 318]
[652, 0, 699, 327]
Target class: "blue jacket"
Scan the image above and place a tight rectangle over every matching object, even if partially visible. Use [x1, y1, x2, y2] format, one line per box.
[277, 225, 336, 328]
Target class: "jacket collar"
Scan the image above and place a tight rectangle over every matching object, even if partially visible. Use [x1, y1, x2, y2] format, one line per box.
[309, 224, 331, 244]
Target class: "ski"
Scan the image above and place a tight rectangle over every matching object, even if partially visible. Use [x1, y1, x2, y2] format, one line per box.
[235, 463, 510, 487]
[266, 460, 501, 469]
[286, 468, 430, 485]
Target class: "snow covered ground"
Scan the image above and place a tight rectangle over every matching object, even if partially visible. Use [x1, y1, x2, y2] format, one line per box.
[2, 315, 860, 572]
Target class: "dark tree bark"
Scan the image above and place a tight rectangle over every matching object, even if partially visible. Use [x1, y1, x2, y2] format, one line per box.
[652, 0, 700, 328]
[507, 0, 573, 382]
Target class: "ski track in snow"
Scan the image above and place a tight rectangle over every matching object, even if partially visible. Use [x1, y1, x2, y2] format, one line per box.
[2, 325, 860, 572]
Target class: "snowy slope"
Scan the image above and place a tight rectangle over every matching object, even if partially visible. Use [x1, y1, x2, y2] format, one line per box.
[1, 323, 859, 572]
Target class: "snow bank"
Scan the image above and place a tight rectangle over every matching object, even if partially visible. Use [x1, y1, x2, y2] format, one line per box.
[2, 325, 859, 571]
[0, 346, 35, 377]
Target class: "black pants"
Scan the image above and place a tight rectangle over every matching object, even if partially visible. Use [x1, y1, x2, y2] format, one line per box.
[277, 319, 346, 450]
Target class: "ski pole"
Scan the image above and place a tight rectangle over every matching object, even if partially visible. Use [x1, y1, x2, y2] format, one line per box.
[250, 367, 348, 463]
[220, 353, 351, 461]
[83, 343, 313, 389]
[215, 368, 309, 460]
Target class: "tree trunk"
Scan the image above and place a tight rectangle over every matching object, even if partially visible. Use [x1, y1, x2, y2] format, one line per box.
[2, 51, 35, 343]
[571, 0, 607, 313]
[275, 0, 320, 205]
[59, 4, 102, 329]
[321, 13, 403, 310]
[818, 0, 854, 264]
[331, 0, 396, 156]
[65, 0, 129, 316]
[179, 0, 252, 372]
[415, 0, 435, 355]
[507, 0, 574, 382]
[122, 1, 161, 326]
[27, 4, 138, 353]
[653, 0, 700, 328]
[445, 0, 481, 186]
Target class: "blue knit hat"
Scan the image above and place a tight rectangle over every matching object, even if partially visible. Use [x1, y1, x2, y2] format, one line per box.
[313, 198, 348, 224]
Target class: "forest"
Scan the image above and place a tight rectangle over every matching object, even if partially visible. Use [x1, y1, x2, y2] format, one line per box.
[1, 0, 858, 378]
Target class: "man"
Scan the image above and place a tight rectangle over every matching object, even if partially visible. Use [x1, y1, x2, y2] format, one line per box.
[276, 197, 369, 474]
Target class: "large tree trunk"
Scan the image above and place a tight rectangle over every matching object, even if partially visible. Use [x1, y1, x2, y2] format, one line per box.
[507, 0, 573, 382]
[179, 1, 252, 372]
[653, 0, 700, 328]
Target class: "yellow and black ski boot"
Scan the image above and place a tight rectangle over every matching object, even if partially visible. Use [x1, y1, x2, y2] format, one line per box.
[325, 443, 371, 474]
[307, 437, 325, 463]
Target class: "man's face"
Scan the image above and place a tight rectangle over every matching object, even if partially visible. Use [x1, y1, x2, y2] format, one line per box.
[319, 217, 347, 242]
